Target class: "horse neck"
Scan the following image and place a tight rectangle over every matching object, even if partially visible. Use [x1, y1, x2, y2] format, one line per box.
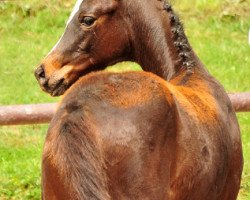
[127, 0, 207, 82]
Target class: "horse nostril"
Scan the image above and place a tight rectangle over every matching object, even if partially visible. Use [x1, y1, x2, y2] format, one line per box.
[40, 70, 45, 79]
[35, 64, 46, 79]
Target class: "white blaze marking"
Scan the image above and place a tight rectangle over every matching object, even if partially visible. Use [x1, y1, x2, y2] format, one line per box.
[67, 0, 83, 25]
[47, 0, 83, 56]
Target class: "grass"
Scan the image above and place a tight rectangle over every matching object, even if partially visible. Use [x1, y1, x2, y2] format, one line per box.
[0, 0, 249, 199]
[0, 126, 46, 199]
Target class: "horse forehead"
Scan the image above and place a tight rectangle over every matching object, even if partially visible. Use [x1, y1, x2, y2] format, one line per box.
[67, 0, 84, 25]
[67, 0, 115, 24]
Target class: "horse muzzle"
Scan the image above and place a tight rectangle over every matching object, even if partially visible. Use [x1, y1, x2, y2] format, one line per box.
[34, 64, 71, 96]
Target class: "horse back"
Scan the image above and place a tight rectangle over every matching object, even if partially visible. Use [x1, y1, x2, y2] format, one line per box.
[42, 71, 242, 200]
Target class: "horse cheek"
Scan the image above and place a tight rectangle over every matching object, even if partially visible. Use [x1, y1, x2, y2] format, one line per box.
[93, 20, 129, 64]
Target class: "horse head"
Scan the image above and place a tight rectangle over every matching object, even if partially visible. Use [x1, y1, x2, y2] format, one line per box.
[35, 0, 198, 96]
[35, 0, 132, 96]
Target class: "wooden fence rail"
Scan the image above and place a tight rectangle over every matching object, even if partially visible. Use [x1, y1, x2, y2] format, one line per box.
[0, 93, 250, 126]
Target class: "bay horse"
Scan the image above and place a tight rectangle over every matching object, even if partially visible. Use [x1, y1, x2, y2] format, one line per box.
[35, 0, 243, 199]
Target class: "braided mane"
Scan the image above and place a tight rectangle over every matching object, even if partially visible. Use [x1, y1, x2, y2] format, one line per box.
[162, 0, 195, 75]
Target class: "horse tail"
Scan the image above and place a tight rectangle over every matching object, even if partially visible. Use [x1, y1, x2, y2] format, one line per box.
[42, 104, 110, 200]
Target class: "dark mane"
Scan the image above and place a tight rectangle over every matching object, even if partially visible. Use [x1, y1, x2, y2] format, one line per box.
[162, 0, 195, 75]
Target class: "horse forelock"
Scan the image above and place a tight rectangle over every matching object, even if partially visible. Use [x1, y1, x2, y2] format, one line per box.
[67, 0, 84, 25]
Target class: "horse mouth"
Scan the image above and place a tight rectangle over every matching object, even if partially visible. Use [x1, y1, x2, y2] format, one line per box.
[35, 58, 106, 96]
[49, 78, 70, 97]
[41, 68, 102, 97]
[37, 77, 70, 97]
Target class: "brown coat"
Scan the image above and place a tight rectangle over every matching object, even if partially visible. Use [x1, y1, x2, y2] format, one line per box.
[42, 71, 242, 200]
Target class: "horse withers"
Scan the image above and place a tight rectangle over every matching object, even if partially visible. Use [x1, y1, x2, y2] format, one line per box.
[35, 0, 243, 199]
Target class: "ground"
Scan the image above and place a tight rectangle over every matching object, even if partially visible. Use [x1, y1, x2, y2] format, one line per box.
[0, 0, 249, 199]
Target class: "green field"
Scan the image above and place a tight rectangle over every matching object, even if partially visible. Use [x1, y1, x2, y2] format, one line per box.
[0, 0, 249, 199]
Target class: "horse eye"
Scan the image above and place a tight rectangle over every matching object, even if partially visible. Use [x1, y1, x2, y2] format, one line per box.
[80, 16, 96, 26]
